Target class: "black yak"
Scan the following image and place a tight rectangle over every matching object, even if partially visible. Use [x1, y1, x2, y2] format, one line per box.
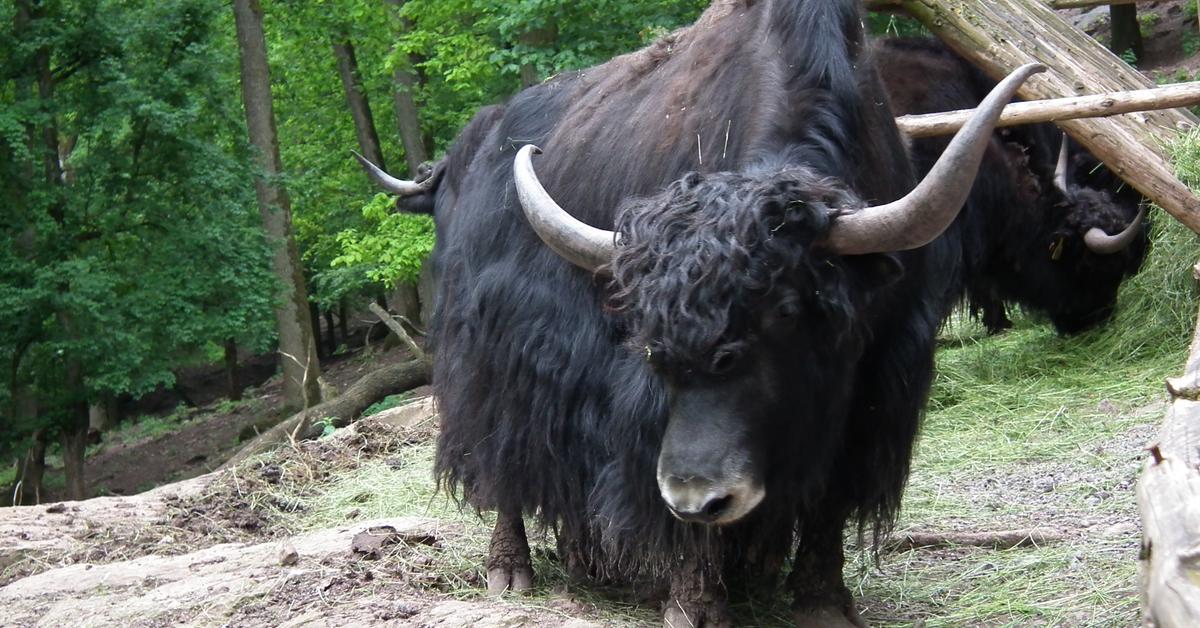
[877, 37, 1149, 335]
[358, 2, 1039, 625]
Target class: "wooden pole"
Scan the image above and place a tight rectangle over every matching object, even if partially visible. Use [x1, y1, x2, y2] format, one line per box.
[867, 0, 1151, 9]
[891, 0, 1200, 234]
[1139, 289, 1200, 626]
[896, 82, 1200, 138]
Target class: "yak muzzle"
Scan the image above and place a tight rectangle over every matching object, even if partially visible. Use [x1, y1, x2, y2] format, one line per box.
[657, 467, 765, 526]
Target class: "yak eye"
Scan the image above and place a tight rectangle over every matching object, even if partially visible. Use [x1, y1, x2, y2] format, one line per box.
[710, 346, 741, 375]
[778, 301, 800, 319]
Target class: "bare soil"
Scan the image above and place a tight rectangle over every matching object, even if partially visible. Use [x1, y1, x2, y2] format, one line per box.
[54, 344, 423, 502]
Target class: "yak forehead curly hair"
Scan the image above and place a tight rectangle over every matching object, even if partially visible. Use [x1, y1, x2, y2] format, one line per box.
[607, 167, 865, 369]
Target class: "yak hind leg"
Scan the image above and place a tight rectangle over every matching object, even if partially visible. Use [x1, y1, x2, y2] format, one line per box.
[486, 509, 534, 595]
[981, 301, 1013, 335]
[788, 516, 867, 628]
[662, 557, 732, 628]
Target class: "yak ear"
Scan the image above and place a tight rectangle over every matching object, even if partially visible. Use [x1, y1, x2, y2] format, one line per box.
[845, 252, 905, 291]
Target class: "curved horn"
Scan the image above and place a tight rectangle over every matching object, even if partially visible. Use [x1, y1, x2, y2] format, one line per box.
[513, 144, 617, 272]
[352, 151, 433, 196]
[826, 63, 1047, 255]
[1054, 133, 1072, 196]
[1084, 205, 1146, 255]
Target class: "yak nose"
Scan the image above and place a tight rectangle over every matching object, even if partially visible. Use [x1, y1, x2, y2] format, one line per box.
[660, 475, 733, 523]
[658, 473, 763, 525]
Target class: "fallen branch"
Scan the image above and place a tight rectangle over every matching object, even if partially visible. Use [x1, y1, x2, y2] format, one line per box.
[896, 82, 1200, 138]
[220, 358, 430, 469]
[367, 302, 426, 363]
[886, 528, 1068, 551]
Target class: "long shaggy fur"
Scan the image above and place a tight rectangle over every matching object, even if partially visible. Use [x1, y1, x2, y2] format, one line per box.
[877, 37, 1149, 334]
[431, 0, 941, 586]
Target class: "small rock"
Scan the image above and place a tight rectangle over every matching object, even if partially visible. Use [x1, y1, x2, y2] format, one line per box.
[278, 541, 299, 566]
[352, 526, 398, 559]
[345, 508, 362, 520]
[45, 503, 67, 514]
[1102, 522, 1138, 538]
[393, 602, 420, 619]
[1098, 400, 1119, 416]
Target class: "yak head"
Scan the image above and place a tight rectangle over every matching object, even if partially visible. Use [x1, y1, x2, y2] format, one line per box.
[995, 135, 1148, 335]
[606, 169, 902, 525]
[512, 64, 1043, 526]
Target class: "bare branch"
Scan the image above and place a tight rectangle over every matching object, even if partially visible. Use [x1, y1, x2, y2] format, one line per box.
[368, 302, 427, 363]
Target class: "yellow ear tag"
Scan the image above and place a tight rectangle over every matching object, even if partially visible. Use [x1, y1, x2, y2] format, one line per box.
[1050, 237, 1065, 261]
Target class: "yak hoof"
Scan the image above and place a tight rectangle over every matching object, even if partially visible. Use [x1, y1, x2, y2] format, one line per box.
[486, 564, 533, 595]
[792, 604, 868, 628]
[662, 600, 733, 628]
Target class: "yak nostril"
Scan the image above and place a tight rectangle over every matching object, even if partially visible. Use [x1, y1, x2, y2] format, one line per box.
[701, 494, 732, 518]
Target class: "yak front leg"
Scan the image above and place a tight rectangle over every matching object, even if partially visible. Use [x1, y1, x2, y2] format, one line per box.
[662, 556, 732, 628]
[486, 509, 534, 595]
[789, 515, 867, 628]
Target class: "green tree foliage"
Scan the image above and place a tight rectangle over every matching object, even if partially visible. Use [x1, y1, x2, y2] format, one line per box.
[263, 0, 708, 294]
[332, 193, 434, 290]
[394, 0, 709, 149]
[0, 1, 275, 464]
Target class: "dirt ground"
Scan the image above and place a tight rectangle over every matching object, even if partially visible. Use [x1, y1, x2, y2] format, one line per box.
[62, 343, 423, 502]
[2, 414, 606, 628]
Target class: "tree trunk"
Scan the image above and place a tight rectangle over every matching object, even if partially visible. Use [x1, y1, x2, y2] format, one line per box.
[417, 264, 435, 329]
[88, 402, 108, 434]
[60, 424, 87, 501]
[309, 300, 325, 360]
[518, 25, 559, 88]
[1109, 5, 1143, 62]
[232, 0, 323, 412]
[224, 338, 242, 401]
[17, 435, 46, 506]
[338, 298, 349, 343]
[323, 309, 337, 356]
[221, 358, 430, 468]
[887, 0, 1200, 234]
[332, 39, 388, 170]
[57, 310, 89, 502]
[385, 0, 430, 174]
[392, 67, 428, 175]
[27, 15, 88, 501]
[389, 283, 421, 331]
[13, 391, 44, 506]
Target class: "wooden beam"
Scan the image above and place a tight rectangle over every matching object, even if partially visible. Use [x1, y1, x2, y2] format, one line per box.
[896, 82, 1200, 138]
[892, 0, 1200, 234]
[867, 0, 1149, 9]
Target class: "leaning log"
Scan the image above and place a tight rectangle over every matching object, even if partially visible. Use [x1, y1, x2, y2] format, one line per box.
[883, 0, 1200, 234]
[1138, 294, 1200, 627]
[867, 0, 1151, 10]
[896, 82, 1200, 138]
[221, 357, 430, 468]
